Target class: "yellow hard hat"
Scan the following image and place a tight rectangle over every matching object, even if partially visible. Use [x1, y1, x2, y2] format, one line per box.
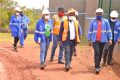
[68, 8, 76, 14]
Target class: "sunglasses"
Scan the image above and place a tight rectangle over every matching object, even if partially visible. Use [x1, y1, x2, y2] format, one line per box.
[111, 17, 117, 20]
[96, 13, 102, 15]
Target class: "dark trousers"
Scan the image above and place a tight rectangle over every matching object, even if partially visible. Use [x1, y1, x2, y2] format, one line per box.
[14, 36, 19, 48]
[103, 42, 116, 63]
[93, 42, 105, 68]
[63, 40, 75, 67]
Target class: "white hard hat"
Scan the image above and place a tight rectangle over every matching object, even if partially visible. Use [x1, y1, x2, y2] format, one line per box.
[20, 9, 22, 12]
[96, 8, 104, 13]
[14, 7, 21, 11]
[110, 10, 118, 17]
[75, 11, 79, 16]
[42, 9, 50, 15]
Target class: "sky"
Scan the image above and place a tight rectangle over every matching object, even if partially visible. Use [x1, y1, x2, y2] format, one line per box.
[14, 0, 49, 9]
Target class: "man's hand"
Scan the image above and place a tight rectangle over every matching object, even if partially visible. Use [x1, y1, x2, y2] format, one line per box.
[109, 40, 112, 45]
[37, 38, 41, 44]
[88, 41, 92, 47]
[21, 29, 23, 33]
[118, 39, 120, 44]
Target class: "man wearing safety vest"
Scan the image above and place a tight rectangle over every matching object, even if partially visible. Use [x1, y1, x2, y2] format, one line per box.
[34, 9, 53, 69]
[59, 8, 82, 71]
[9, 7, 22, 52]
[50, 7, 66, 64]
[87, 8, 112, 74]
[102, 10, 120, 66]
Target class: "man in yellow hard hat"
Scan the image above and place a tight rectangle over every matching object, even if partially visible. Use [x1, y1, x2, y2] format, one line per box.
[59, 8, 82, 71]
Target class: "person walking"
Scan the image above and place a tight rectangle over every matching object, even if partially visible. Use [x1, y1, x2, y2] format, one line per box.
[50, 7, 66, 64]
[19, 9, 30, 48]
[102, 10, 120, 66]
[34, 9, 53, 69]
[9, 7, 22, 52]
[87, 8, 112, 74]
[59, 8, 82, 71]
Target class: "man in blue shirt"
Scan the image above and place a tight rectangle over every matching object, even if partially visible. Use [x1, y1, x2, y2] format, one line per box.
[19, 10, 30, 48]
[87, 8, 112, 74]
[102, 10, 120, 66]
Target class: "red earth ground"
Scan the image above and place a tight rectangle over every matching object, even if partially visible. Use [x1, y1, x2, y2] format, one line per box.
[0, 42, 120, 80]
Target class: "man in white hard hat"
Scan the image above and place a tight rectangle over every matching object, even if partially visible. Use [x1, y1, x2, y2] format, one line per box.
[87, 8, 112, 74]
[34, 8, 53, 69]
[9, 7, 22, 52]
[102, 10, 120, 66]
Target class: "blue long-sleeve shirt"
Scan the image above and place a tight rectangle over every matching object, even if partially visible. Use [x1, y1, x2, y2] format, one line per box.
[34, 18, 53, 43]
[9, 14, 22, 37]
[87, 18, 112, 42]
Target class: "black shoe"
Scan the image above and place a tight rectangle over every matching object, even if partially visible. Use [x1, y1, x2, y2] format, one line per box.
[14, 47, 18, 52]
[102, 62, 106, 66]
[50, 58, 53, 62]
[58, 61, 64, 64]
[21, 45, 24, 48]
[74, 53, 77, 56]
[44, 63, 47, 66]
[95, 68, 100, 74]
[108, 62, 113, 65]
[65, 66, 70, 72]
[69, 66, 72, 69]
[40, 64, 45, 70]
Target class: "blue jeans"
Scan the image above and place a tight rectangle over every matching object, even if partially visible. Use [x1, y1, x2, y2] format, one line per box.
[50, 35, 64, 62]
[63, 40, 75, 67]
[93, 42, 105, 68]
[40, 37, 51, 64]
[20, 30, 28, 46]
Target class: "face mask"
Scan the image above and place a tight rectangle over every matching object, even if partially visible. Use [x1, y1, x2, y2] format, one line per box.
[15, 13, 19, 16]
[68, 16, 75, 21]
[96, 15, 102, 20]
[20, 13, 24, 17]
[111, 19, 117, 22]
[45, 15, 50, 20]
[58, 12, 64, 17]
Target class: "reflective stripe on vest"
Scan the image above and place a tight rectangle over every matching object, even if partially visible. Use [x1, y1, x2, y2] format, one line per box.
[53, 14, 66, 35]
[62, 19, 80, 43]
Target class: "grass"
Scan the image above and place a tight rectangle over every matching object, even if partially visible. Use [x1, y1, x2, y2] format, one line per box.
[0, 33, 88, 46]
[0, 33, 35, 45]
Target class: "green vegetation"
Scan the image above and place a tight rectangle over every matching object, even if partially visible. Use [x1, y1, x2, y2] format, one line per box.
[0, 33, 88, 46]
[0, 33, 35, 45]
[0, 0, 42, 30]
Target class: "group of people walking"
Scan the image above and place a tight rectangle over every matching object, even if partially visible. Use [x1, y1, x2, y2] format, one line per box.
[9, 7, 30, 52]
[9, 7, 120, 74]
[34, 7, 82, 71]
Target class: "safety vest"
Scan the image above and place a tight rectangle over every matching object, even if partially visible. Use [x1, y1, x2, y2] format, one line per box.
[62, 19, 80, 43]
[53, 14, 66, 35]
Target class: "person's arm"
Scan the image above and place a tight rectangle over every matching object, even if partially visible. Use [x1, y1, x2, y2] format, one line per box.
[34, 21, 41, 44]
[87, 20, 93, 41]
[117, 21, 120, 43]
[87, 20, 94, 46]
[78, 22, 82, 39]
[9, 15, 14, 29]
[106, 20, 112, 45]
[59, 21, 64, 42]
